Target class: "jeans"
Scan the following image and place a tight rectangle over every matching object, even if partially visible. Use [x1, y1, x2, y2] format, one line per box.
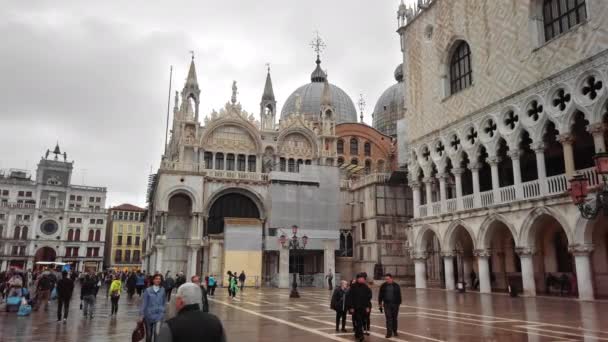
[209, 285, 216, 296]
[328, 278, 333, 290]
[110, 295, 120, 314]
[83, 295, 95, 317]
[335, 310, 346, 330]
[384, 303, 399, 335]
[57, 298, 70, 320]
[145, 320, 160, 342]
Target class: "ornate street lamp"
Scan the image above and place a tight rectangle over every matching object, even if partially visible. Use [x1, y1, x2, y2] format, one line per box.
[279, 225, 308, 298]
[569, 152, 608, 219]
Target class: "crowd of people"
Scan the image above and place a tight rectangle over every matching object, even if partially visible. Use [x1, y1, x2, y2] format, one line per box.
[331, 272, 402, 341]
[3, 266, 404, 341]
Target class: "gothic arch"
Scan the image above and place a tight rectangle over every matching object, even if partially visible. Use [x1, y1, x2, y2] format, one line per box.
[518, 207, 572, 248]
[159, 186, 199, 213]
[443, 220, 476, 251]
[204, 186, 266, 221]
[560, 104, 591, 134]
[413, 224, 442, 252]
[201, 119, 262, 153]
[477, 214, 518, 250]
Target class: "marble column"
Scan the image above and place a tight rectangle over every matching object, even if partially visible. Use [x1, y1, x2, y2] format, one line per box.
[533, 142, 548, 195]
[411, 182, 421, 218]
[470, 164, 481, 207]
[424, 177, 433, 205]
[443, 254, 455, 291]
[189, 246, 199, 277]
[509, 150, 523, 199]
[517, 248, 536, 297]
[279, 247, 290, 289]
[438, 173, 448, 213]
[558, 134, 576, 177]
[453, 168, 464, 210]
[570, 245, 595, 301]
[412, 252, 427, 289]
[589, 123, 606, 153]
[475, 249, 492, 294]
[323, 240, 335, 288]
[209, 241, 222, 278]
[488, 157, 500, 203]
[155, 247, 164, 274]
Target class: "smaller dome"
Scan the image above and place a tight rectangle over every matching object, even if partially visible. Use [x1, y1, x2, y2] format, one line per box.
[394, 63, 404, 82]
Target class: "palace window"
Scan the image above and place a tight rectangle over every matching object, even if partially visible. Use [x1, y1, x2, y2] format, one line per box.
[67, 229, 74, 241]
[204, 152, 213, 169]
[450, 41, 472, 94]
[543, 0, 586, 42]
[350, 138, 359, 155]
[95, 230, 101, 241]
[288, 159, 296, 173]
[226, 154, 235, 171]
[215, 153, 224, 170]
[237, 154, 246, 172]
[115, 250, 122, 262]
[125, 250, 131, 262]
[88, 230, 94, 241]
[135, 236, 140, 246]
[364, 142, 371, 156]
[337, 139, 344, 154]
[248, 155, 256, 172]
[75, 229, 81, 241]
[133, 250, 140, 262]
[280, 158, 286, 172]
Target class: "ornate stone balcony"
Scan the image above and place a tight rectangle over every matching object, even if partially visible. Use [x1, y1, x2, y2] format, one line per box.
[415, 167, 600, 219]
[204, 170, 268, 183]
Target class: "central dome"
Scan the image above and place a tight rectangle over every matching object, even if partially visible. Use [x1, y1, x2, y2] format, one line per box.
[280, 58, 357, 124]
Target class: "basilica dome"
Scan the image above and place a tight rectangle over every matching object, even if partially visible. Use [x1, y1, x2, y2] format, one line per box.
[280, 58, 357, 124]
[372, 63, 405, 137]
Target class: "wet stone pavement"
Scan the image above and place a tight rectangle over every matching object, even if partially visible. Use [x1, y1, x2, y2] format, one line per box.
[1, 285, 608, 342]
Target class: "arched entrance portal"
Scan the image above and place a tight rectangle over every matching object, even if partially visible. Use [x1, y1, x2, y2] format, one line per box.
[165, 193, 192, 274]
[419, 228, 443, 288]
[529, 214, 574, 296]
[34, 247, 57, 270]
[485, 221, 520, 292]
[207, 193, 260, 235]
[446, 226, 475, 290]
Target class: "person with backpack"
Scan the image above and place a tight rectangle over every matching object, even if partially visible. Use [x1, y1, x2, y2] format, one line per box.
[34, 272, 53, 312]
[331, 280, 349, 332]
[208, 275, 217, 296]
[164, 273, 176, 301]
[81, 273, 97, 319]
[56, 271, 75, 323]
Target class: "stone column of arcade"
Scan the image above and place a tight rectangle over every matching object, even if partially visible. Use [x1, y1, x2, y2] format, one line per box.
[279, 247, 290, 289]
[570, 245, 595, 301]
[475, 249, 492, 293]
[442, 252, 456, 291]
[188, 246, 199, 277]
[324, 240, 335, 288]
[517, 248, 536, 296]
[155, 246, 164, 274]
[412, 251, 427, 289]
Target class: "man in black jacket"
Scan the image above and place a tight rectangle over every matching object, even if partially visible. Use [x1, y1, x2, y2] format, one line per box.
[157, 283, 225, 342]
[346, 273, 372, 342]
[190, 275, 209, 313]
[56, 271, 74, 323]
[378, 273, 402, 338]
[80, 273, 97, 319]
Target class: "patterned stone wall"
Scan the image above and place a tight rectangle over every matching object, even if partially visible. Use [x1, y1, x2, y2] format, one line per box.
[400, 0, 608, 143]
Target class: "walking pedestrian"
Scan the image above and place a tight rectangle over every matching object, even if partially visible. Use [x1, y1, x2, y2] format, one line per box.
[156, 283, 226, 342]
[56, 271, 74, 323]
[34, 271, 53, 311]
[140, 273, 166, 342]
[326, 269, 334, 291]
[164, 272, 175, 302]
[331, 280, 349, 332]
[190, 275, 209, 313]
[175, 272, 186, 290]
[109, 275, 122, 316]
[378, 273, 402, 338]
[127, 272, 137, 299]
[80, 273, 97, 319]
[227, 272, 238, 299]
[346, 273, 372, 342]
[136, 272, 146, 297]
[208, 275, 216, 296]
[238, 271, 246, 292]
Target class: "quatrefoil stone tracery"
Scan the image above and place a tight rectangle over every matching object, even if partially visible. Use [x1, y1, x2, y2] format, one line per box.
[504, 111, 519, 130]
[527, 100, 543, 122]
[552, 89, 571, 111]
[484, 119, 497, 137]
[582, 76, 603, 100]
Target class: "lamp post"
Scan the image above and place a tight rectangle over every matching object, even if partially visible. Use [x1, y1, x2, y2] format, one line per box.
[279, 225, 308, 298]
[569, 152, 608, 219]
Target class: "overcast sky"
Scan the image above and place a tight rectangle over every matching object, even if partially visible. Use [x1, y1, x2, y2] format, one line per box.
[0, 1, 409, 207]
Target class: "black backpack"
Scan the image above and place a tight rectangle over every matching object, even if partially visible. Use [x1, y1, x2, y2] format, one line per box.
[38, 276, 52, 290]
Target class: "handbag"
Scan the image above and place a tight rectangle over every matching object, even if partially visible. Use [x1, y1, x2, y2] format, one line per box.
[17, 304, 32, 316]
[51, 287, 58, 300]
[132, 320, 145, 342]
[6, 296, 21, 306]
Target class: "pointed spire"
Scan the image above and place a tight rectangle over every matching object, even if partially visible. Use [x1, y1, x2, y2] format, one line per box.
[262, 65, 275, 101]
[53, 142, 61, 155]
[186, 53, 198, 86]
[310, 32, 327, 83]
[321, 78, 332, 106]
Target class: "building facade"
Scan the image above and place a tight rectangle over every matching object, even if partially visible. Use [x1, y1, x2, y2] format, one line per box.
[143, 51, 411, 287]
[0, 145, 107, 272]
[397, 0, 608, 299]
[104, 204, 145, 271]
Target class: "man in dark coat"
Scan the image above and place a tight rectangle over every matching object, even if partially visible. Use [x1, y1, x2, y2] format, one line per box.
[56, 271, 75, 323]
[190, 275, 209, 313]
[346, 273, 372, 342]
[80, 273, 97, 319]
[157, 283, 225, 342]
[378, 273, 402, 338]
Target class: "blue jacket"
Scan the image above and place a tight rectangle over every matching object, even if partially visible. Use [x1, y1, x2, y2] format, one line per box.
[135, 275, 145, 286]
[140, 286, 166, 323]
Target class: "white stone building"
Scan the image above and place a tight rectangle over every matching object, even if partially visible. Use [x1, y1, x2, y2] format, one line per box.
[0, 145, 108, 272]
[143, 50, 412, 287]
[397, 0, 608, 300]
